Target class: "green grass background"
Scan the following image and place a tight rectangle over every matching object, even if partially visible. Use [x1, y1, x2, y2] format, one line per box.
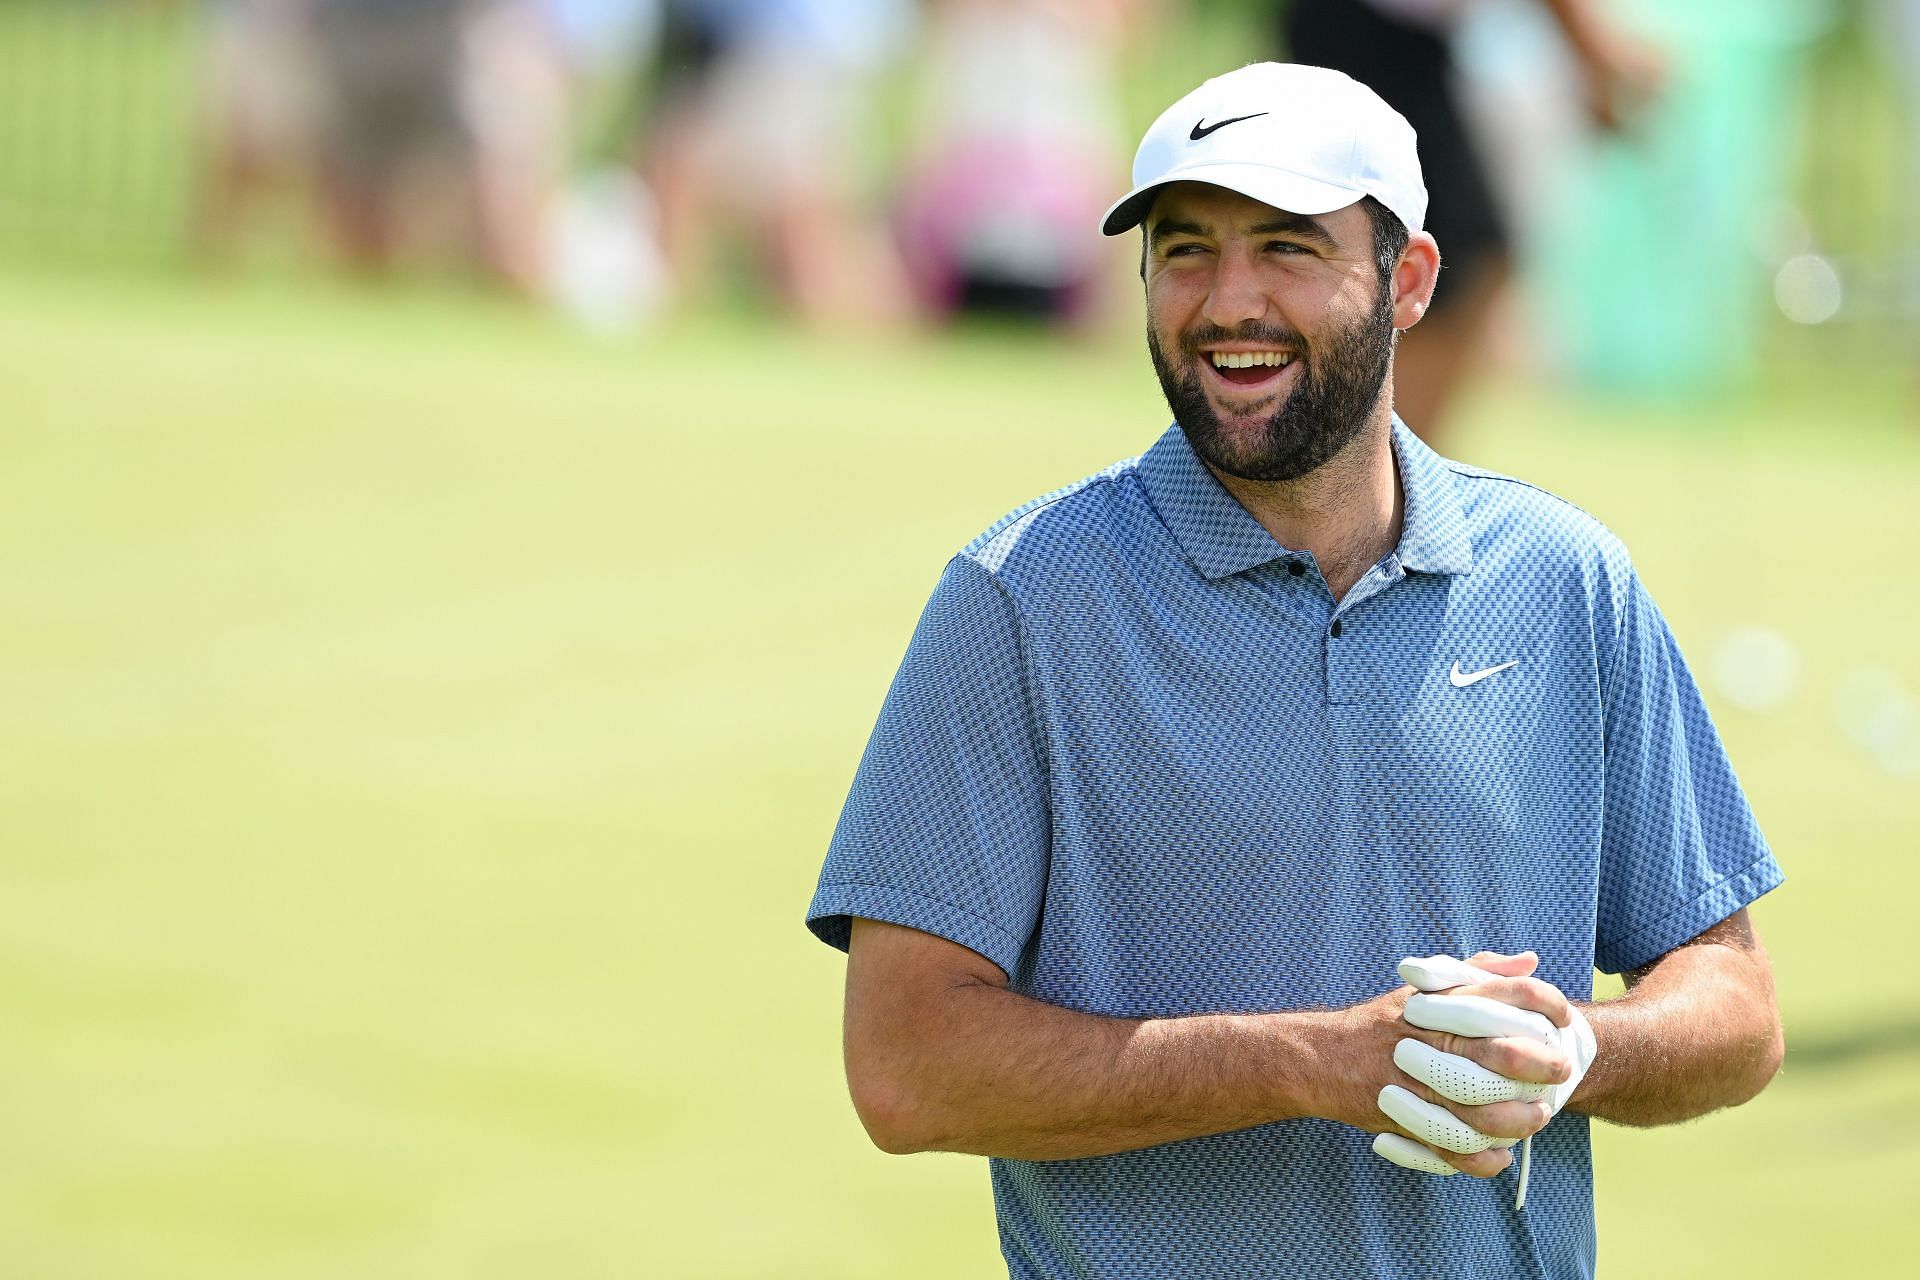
[2, 261, 1916, 1277]
[4, 1, 1920, 1274]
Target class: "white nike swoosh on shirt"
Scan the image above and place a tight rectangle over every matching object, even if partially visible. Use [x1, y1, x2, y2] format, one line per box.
[1449, 660, 1520, 688]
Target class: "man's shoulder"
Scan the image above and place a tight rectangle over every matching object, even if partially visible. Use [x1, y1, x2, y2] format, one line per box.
[958, 454, 1148, 580]
[1444, 456, 1632, 577]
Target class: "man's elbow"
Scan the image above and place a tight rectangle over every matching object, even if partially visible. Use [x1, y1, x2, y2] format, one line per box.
[846, 1050, 940, 1155]
[1736, 1018, 1786, 1105]
[1709, 1010, 1786, 1114]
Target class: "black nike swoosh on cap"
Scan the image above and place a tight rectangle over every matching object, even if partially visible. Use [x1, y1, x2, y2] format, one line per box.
[1189, 112, 1268, 140]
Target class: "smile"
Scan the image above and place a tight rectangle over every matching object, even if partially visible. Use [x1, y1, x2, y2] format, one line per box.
[1202, 348, 1298, 391]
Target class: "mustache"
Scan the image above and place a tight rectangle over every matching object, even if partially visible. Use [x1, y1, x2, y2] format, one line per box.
[1179, 322, 1307, 357]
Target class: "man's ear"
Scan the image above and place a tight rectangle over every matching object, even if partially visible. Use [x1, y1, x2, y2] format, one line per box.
[1391, 231, 1441, 330]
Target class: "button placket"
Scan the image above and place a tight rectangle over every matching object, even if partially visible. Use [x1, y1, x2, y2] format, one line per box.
[1326, 609, 1364, 703]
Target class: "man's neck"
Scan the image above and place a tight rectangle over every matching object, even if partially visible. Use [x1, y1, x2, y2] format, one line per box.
[1206, 410, 1404, 602]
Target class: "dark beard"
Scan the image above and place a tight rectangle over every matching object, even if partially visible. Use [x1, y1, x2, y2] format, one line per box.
[1148, 285, 1397, 483]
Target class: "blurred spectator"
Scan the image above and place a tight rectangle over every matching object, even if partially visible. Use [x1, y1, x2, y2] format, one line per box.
[541, 1, 672, 330]
[192, 0, 321, 259]
[639, 0, 912, 325]
[1278, 0, 1664, 440]
[895, 0, 1147, 328]
[307, 0, 566, 293]
[548, 0, 662, 74]
[1877, 0, 1920, 314]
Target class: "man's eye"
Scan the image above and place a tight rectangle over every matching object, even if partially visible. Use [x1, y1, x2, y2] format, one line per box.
[1165, 244, 1206, 258]
[1267, 241, 1311, 255]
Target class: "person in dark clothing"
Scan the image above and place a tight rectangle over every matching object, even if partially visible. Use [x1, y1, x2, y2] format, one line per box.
[1280, 0, 1662, 441]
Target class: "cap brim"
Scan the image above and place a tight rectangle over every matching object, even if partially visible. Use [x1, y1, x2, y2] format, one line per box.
[1099, 162, 1368, 237]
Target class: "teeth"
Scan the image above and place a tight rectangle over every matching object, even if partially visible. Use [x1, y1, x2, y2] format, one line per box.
[1209, 351, 1294, 369]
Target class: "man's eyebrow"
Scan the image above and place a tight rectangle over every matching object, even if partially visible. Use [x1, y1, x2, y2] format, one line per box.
[1147, 218, 1210, 249]
[1249, 213, 1339, 248]
[1149, 211, 1341, 251]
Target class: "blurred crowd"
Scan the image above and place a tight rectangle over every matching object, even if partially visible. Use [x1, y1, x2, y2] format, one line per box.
[183, 0, 1920, 428]
[194, 0, 1154, 332]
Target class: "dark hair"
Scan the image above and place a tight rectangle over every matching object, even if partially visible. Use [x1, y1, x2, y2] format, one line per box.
[1359, 195, 1410, 288]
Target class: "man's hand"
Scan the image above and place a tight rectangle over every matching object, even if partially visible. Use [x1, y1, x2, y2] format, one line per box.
[1314, 951, 1573, 1178]
[844, 923, 1606, 1168]
[1371, 952, 1598, 1210]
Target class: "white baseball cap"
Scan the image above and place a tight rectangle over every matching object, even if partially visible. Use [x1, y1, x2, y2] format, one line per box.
[1100, 62, 1428, 238]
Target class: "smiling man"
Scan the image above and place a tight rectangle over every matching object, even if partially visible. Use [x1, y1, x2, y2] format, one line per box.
[806, 64, 1783, 1278]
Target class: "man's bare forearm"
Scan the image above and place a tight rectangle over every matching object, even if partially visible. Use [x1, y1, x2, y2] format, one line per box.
[1571, 912, 1783, 1127]
[867, 981, 1332, 1159]
[844, 919, 1345, 1161]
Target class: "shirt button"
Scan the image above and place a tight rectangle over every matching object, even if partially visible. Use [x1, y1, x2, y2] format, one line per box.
[1330, 619, 1343, 638]
[1288, 561, 1306, 577]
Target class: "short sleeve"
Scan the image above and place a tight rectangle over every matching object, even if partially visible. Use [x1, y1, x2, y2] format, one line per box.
[805, 555, 1051, 978]
[1593, 571, 1784, 974]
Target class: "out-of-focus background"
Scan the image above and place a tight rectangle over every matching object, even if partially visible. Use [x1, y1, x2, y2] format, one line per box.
[2, 0, 1916, 1275]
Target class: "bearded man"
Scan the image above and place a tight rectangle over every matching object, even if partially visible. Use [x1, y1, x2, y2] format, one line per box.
[804, 63, 1783, 1279]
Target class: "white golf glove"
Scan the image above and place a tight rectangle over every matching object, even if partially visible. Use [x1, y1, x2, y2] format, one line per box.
[1370, 954, 1597, 1207]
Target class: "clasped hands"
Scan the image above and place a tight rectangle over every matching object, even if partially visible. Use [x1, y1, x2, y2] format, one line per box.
[1327, 950, 1595, 1182]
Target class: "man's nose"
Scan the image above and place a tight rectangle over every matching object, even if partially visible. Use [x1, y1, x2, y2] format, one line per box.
[1202, 252, 1269, 330]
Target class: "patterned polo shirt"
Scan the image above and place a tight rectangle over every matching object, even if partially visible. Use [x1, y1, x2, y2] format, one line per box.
[807, 420, 1782, 1279]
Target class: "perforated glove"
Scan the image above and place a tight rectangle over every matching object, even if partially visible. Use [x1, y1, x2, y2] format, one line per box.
[1370, 954, 1597, 1207]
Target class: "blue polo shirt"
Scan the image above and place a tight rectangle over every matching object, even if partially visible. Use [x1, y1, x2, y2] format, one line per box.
[807, 421, 1782, 1280]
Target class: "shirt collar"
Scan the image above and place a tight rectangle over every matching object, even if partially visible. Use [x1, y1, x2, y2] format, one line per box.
[1389, 417, 1475, 576]
[1136, 417, 1475, 580]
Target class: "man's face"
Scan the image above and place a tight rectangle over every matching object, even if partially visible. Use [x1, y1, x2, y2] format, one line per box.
[1143, 183, 1398, 483]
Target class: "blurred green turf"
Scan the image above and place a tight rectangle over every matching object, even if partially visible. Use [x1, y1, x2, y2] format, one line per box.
[2, 263, 1916, 1278]
[0, 0, 194, 260]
